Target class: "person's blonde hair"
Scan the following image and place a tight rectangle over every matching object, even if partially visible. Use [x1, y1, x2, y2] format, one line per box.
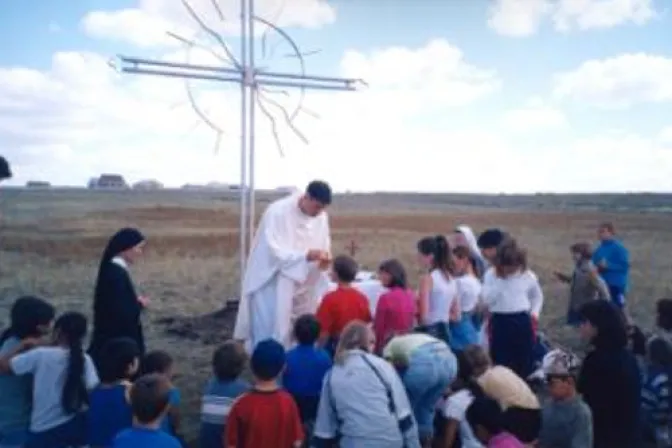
[334, 320, 371, 365]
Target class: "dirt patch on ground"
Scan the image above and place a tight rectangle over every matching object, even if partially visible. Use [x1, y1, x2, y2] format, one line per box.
[156, 306, 238, 345]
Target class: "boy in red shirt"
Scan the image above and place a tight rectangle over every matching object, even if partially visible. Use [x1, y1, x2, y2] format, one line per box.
[316, 255, 372, 356]
[225, 339, 304, 448]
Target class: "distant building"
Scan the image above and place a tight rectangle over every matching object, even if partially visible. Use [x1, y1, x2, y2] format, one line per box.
[133, 179, 164, 190]
[181, 182, 240, 191]
[276, 186, 298, 194]
[88, 174, 129, 190]
[26, 181, 51, 189]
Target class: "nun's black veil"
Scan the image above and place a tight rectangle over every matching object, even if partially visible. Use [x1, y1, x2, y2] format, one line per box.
[93, 227, 145, 311]
[89, 227, 145, 363]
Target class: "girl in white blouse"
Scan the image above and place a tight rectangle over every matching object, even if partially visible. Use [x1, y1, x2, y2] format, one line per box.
[416, 235, 459, 346]
[481, 239, 544, 379]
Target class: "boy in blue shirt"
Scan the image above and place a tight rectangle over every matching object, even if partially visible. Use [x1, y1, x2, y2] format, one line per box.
[199, 341, 250, 448]
[592, 222, 630, 308]
[88, 337, 140, 447]
[139, 351, 181, 438]
[283, 314, 332, 426]
[112, 374, 181, 448]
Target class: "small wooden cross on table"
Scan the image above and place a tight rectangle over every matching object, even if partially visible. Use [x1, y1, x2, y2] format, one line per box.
[346, 239, 360, 257]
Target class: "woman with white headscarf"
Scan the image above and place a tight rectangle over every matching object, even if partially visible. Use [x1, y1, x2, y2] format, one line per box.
[454, 226, 486, 279]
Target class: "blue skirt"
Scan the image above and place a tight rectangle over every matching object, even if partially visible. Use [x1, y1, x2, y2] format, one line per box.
[490, 312, 534, 379]
[449, 313, 479, 351]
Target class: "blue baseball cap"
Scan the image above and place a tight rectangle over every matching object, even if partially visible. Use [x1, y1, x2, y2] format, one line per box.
[251, 339, 286, 380]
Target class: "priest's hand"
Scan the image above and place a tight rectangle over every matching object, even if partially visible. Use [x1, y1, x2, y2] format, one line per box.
[306, 249, 325, 262]
[318, 257, 331, 271]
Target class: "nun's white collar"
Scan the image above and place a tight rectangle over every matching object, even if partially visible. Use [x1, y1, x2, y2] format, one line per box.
[111, 256, 128, 270]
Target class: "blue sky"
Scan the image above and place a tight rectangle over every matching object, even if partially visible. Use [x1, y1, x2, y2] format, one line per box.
[0, 0, 671, 192]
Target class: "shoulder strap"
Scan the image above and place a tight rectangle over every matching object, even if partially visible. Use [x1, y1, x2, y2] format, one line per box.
[359, 354, 397, 415]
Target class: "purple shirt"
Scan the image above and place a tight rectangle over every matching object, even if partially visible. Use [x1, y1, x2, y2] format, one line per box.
[488, 432, 524, 448]
[373, 287, 416, 352]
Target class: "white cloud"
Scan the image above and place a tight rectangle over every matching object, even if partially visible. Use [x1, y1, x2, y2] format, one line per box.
[0, 39, 514, 192]
[487, 0, 552, 37]
[488, 0, 657, 36]
[660, 126, 672, 144]
[340, 40, 501, 112]
[552, 53, 672, 108]
[82, 9, 182, 48]
[0, 39, 668, 193]
[500, 100, 567, 132]
[538, 132, 672, 192]
[552, 0, 657, 31]
[81, 0, 336, 48]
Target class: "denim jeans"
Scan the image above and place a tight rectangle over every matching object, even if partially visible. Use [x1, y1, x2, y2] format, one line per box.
[401, 342, 457, 440]
[609, 285, 626, 308]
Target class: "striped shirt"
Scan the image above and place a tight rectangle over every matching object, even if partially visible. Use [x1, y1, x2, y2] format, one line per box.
[641, 368, 672, 427]
[199, 378, 251, 448]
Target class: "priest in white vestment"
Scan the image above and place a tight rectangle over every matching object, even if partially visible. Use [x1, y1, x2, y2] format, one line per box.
[233, 180, 333, 351]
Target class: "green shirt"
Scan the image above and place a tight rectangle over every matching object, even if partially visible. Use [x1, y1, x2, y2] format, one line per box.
[383, 333, 438, 365]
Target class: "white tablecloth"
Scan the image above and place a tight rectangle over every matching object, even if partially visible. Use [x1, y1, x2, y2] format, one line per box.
[315, 271, 387, 316]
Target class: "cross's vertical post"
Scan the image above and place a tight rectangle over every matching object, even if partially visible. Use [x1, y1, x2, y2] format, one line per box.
[113, 0, 364, 305]
[346, 239, 360, 257]
[246, 0, 256, 257]
[239, 0, 249, 293]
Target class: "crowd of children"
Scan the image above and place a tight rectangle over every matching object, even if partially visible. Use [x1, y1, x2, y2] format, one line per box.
[0, 223, 670, 448]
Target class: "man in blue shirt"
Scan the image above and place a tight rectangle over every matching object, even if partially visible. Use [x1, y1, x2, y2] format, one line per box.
[592, 222, 630, 308]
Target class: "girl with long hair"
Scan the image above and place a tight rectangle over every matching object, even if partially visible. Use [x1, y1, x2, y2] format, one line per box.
[416, 235, 459, 347]
[88, 227, 147, 366]
[451, 246, 482, 349]
[0, 296, 55, 447]
[0, 312, 99, 448]
[373, 259, 416, 353]
[481, 240, 543, 379]
[577, 300, 641, 448]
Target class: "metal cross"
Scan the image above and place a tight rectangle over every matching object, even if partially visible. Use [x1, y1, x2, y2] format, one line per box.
[111, 0, 364, 302]
[346, 239, 360, 257]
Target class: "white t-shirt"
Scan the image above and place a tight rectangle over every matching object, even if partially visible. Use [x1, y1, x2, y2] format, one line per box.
[10, 346, 99, 432]
[481, 268, 544, 317]
[456, 275, 481, 314]
[442, 390, 483, 448]
[426, 270, 457, 325]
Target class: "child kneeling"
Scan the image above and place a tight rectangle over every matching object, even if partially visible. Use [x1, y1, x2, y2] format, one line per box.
[112, 374, 181, 447]
[226, 339, 304, 448]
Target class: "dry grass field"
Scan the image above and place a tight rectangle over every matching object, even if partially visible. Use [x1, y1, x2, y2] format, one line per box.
[1, 188, 671, 445]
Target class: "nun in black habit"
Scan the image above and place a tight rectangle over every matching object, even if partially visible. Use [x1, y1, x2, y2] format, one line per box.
[88, 227, 147, 366]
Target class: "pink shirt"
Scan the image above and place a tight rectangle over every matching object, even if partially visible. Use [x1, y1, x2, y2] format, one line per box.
[488, 432, 524, 448]
[373, 287, 416, 352]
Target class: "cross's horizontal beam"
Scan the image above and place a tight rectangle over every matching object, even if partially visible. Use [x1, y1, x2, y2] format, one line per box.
[124, 67, 242, 84]
[122, 66, 358, 91]
[114, 55, 364, 91]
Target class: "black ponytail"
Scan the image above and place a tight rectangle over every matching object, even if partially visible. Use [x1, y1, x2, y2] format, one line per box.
[434, 235, 454, 275]
[417, 235, 454, 276]
[55, 312, 89, 414]
[0, 296, 55, 346]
